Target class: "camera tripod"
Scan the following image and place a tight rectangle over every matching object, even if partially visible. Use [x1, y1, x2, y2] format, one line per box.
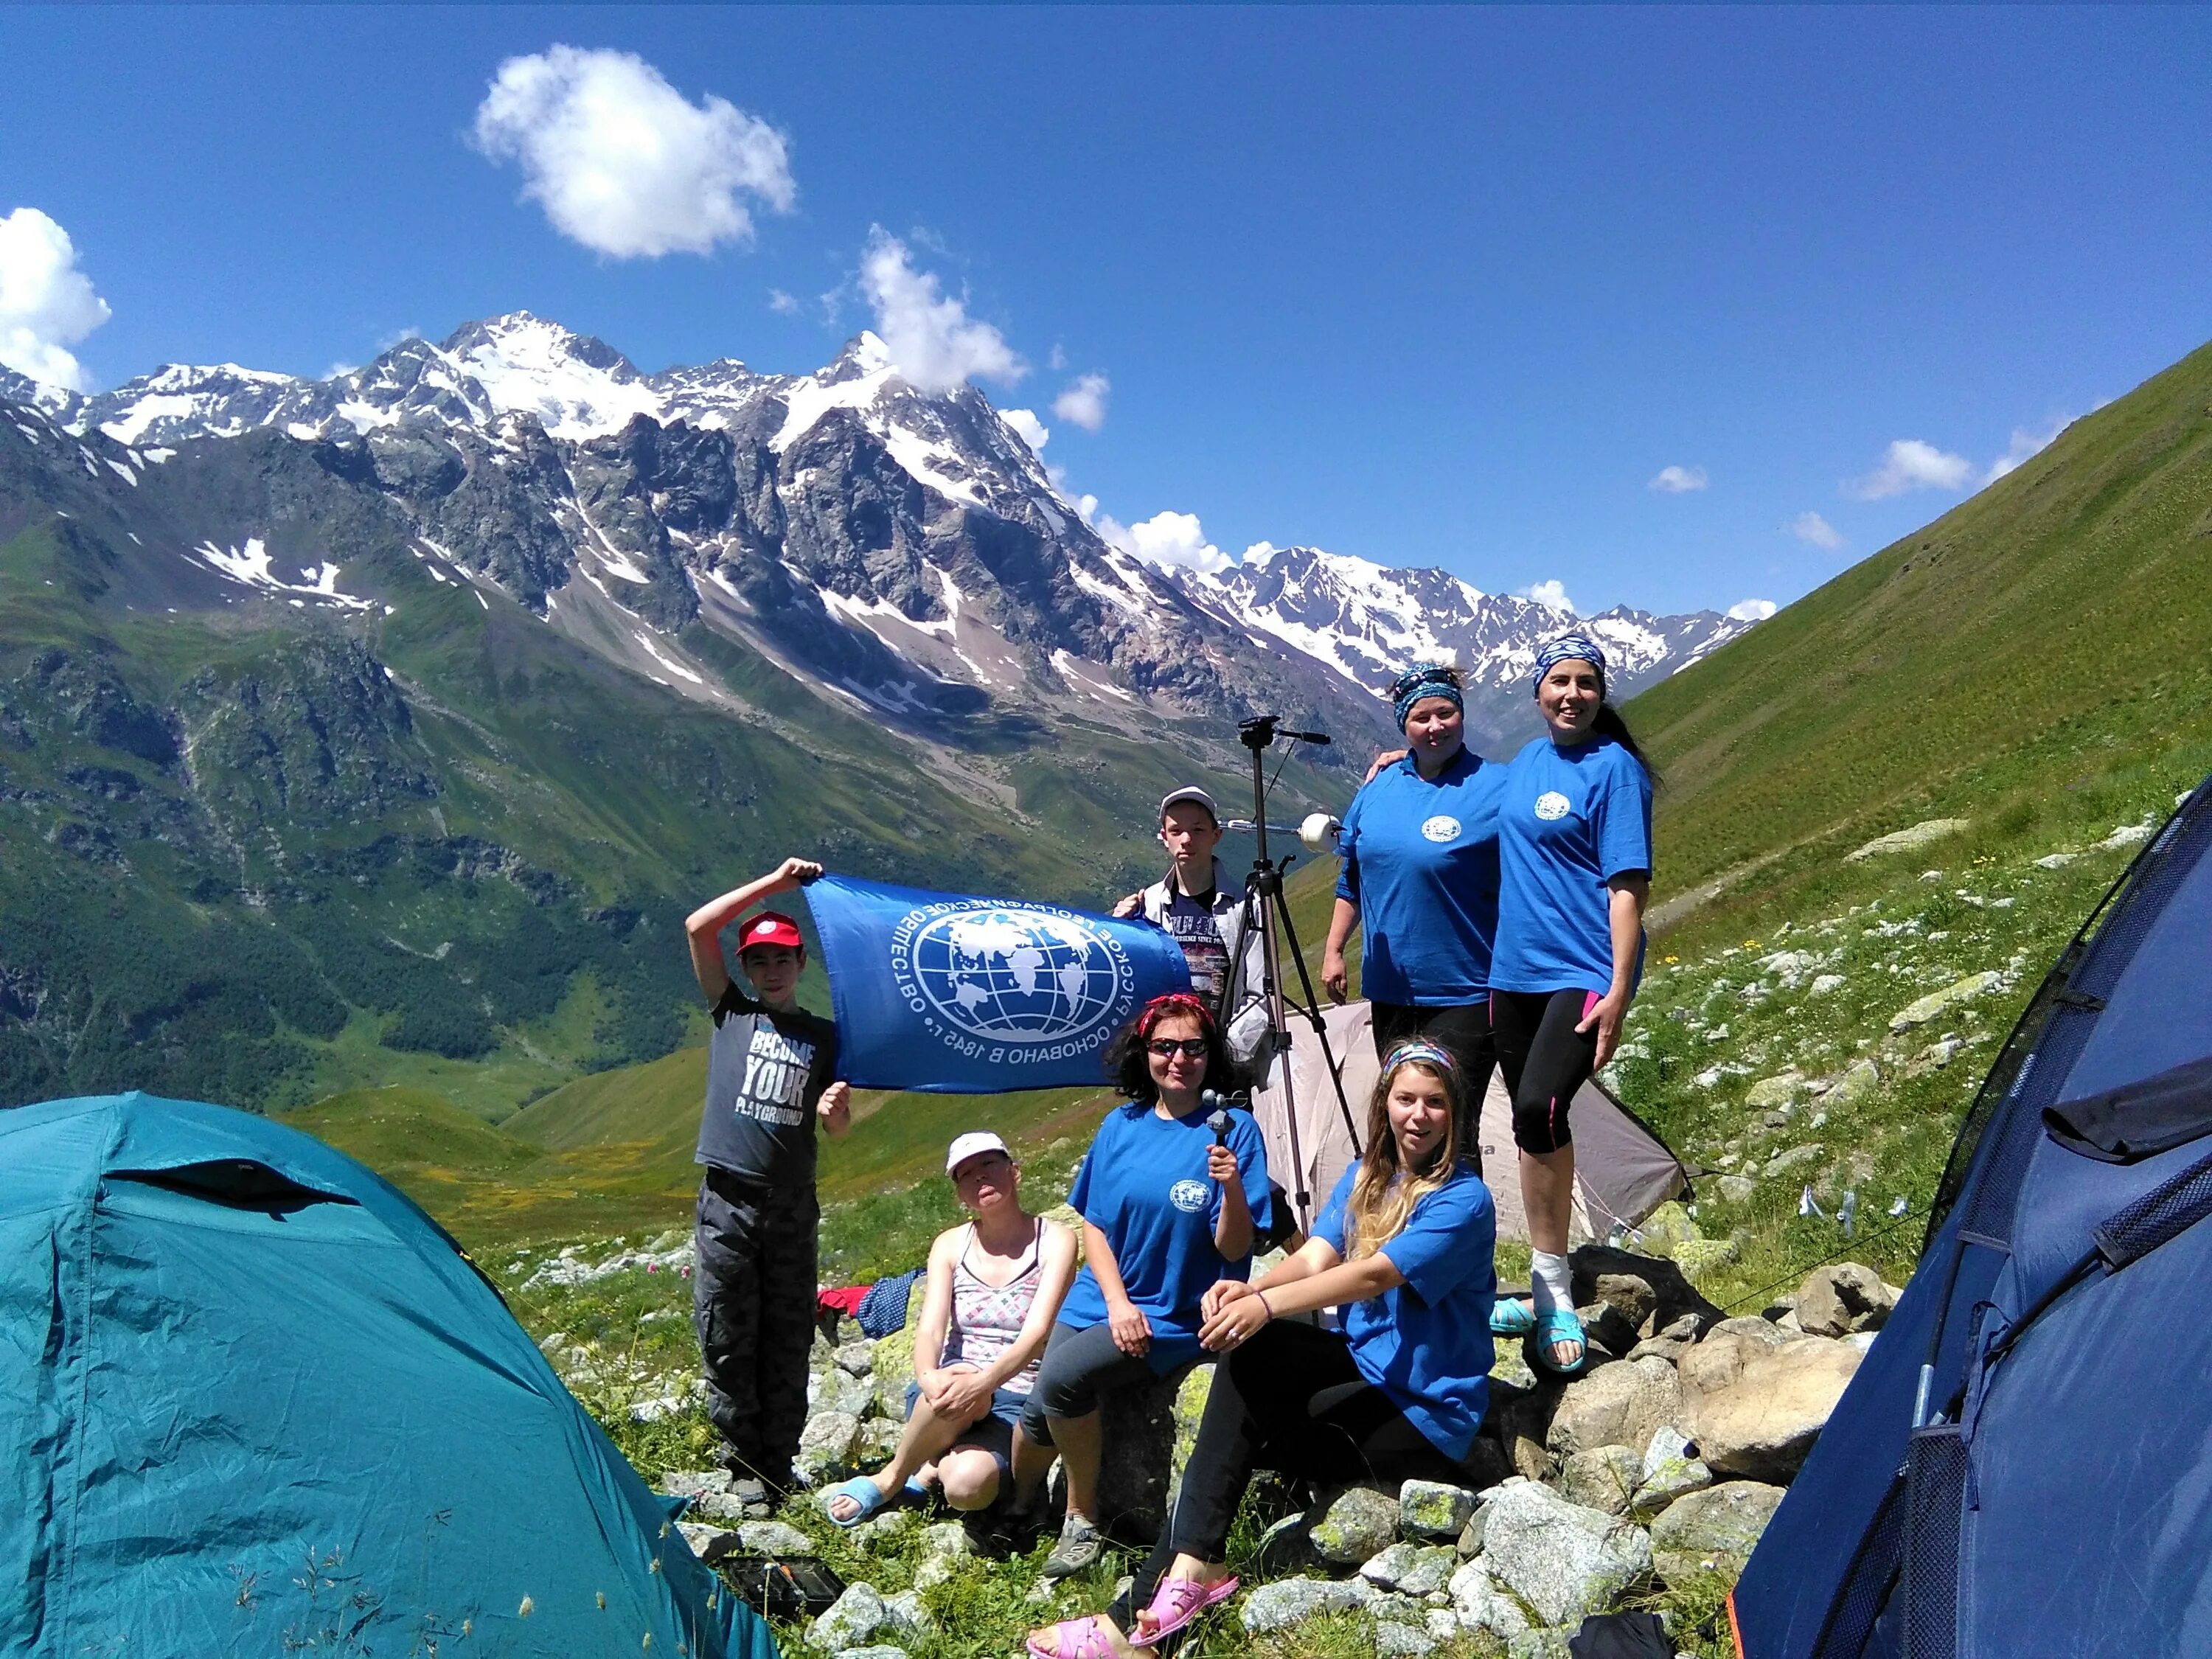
[1229, 714, 1363, 1236]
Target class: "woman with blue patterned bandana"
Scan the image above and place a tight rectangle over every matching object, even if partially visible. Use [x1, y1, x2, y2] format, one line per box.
[1489, 634, 1657, 1374]
[1322, 661, 1507, 1147]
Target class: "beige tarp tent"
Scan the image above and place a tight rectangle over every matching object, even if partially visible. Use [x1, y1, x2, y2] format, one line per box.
[1249, 998, 1688, 1243]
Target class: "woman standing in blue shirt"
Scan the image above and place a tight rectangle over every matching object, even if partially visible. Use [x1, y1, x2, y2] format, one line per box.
[1026, 1040, 1495, 1659]
[1322, 662, 1506, 1142]
[1017, 993, 1271, 1581]
[1489, 634, 1656, 1373]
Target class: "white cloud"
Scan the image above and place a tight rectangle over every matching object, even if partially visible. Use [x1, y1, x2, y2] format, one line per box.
[1048, 344, 1068, 372]
[1002, 408, 1050, 452]
[0, 207, 111, 390]
[859, 229, 1026, 392]
[1518, 579, 1578, 615]
[1790, 510, 1847, 550]
[1847, 438, 1975, 500]
[472, 45, 795, 260]
[1099, 509, 1231, 576]
[1051, 372, 1110, 432]
[767, 288, 800, 316]
[1649, 464, 1708, 494]
[1728, 597, 1778, 622]
[1985, 415, 2069, 482]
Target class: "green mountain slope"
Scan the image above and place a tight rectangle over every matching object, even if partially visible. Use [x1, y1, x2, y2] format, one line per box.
[1632, 339, 2212, 919]
[0, 425, 1288, 1116]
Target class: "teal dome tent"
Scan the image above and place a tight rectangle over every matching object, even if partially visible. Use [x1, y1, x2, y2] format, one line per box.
[0, 1092, 776, 1659]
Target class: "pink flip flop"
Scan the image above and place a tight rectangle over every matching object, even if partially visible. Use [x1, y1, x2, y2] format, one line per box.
[1130, 1576, 1240, 1646]
[1026, 1615, 1124, 1659]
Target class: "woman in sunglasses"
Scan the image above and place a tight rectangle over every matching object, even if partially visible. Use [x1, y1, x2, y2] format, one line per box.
[1017, 993, 1271, 1581]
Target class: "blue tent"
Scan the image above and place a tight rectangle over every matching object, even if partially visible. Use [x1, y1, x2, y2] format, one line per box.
[0, 1092, 776, 1659]
[1732, 777, 2212, 1658]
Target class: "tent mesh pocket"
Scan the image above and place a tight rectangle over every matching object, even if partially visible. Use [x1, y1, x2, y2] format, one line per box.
[2093, 1146, 2212, 1270]
[1813, 1470, 1907, 1659]
[1901, 1426, 1968, 1659]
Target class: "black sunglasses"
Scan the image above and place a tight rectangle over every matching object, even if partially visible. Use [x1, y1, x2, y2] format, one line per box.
[1147, 1037, 1208, 1059]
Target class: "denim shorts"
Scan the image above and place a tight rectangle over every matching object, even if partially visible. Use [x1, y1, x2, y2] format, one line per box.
[904, 1378, 1029, 1477]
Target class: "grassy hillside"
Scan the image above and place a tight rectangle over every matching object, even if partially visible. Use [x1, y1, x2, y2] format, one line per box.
[1631, 338, 2212, 921]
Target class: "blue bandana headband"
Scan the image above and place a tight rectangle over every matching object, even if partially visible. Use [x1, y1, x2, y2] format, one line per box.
[1390, 663, 1464, 732]
[1381, 1038, 1460, 1080]
[1532, 633, 1608, 699]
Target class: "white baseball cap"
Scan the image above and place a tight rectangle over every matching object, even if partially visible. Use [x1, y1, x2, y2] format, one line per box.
[1158, 786, 1220, 824]
[945, 1131, 1012, 1175]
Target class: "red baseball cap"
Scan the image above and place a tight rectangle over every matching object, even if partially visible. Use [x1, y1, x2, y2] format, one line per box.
[736, 910, 805, 955]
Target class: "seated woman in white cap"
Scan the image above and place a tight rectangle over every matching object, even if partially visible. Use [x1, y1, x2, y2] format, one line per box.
[823, 1132, 1077, 1525]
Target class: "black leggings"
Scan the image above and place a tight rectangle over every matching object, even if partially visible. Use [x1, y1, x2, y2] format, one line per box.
[1370, 999, 1497, 1158]
[1105, 1321, 1468, 1638]
[1489, 988, 1600, 1155]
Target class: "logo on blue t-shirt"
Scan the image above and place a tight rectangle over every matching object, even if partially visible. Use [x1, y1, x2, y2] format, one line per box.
[1420, 815, 1462, 843]
[1168, 1178, 1209, 1213]
[1534, 791, 1571, 821]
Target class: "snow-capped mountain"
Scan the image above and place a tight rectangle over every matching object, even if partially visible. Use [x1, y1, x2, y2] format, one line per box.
[1189, 544, 1753, 749]
[0, 314, 1754, 759]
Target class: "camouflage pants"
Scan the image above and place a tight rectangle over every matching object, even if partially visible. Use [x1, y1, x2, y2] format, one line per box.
[693, 1169, 818, 1486]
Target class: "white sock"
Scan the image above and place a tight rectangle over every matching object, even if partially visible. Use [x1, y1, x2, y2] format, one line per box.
[1529, 1251, 1573, 1315]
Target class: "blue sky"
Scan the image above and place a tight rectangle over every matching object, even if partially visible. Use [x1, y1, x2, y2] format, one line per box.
[5, 7, 2211, 618]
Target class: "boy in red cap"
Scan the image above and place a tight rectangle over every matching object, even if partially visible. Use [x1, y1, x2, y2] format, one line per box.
[685, 855, 852, 1496]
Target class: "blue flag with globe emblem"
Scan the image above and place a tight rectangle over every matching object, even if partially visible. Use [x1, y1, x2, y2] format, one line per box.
[802, 874, 1195, 1093]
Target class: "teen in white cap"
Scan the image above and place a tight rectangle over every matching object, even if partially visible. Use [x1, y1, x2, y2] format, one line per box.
[822, 1133, 1077, 1526]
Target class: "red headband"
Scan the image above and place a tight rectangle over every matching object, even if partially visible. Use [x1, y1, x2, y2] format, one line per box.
[1137, 992, 1214, 1035]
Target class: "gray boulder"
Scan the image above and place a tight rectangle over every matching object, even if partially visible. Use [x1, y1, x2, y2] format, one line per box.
[658, 1468, 731, 1501]
[880, 1589, 932, 1639]
[796, 1410, 861, 1484]
[858, 1417, 904, 1462]
[1448, 1558, 1531, 1640]
[1558, 1444, 1642, 1516]
[1400, 1478, 1479, 1540]
[1627, 1312, 1705, 1364]
[1568, 1245, 1725, 1337]
[1310, 1484, 1403, 1565]
[807, 1582, 886, 1652]
[1684, 1338, 1861, 1482]
[919, 1520, 974, 1560]
[815, 1369, 877, 1419]
[1093, 1368, 1185, 1540]
[1239, 1576, 1374, 1634]
[1361, 1543, 1458, 1597]
[675, 1521, 732, 1563]
[1649, 1481, 1787, 1582]
[1375, 1621, 1440, 1658]
[734, 1520, 815, 1557]
[1633, 1425, 1713, 1514]
[835, 1340, 877, 1376]
[1478, 1478, 1653, 1627]
[1795, 1263, 1896, 1338]
[1546, 1357, 1683, 1463]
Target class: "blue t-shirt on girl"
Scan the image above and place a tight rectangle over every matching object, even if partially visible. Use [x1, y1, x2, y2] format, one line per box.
[1335, 748, 1506, 1005]
[1490, 735, 1654, 998]
[1313, 1160, 1497, 1461]
[1056, 1102, 1273, 1372]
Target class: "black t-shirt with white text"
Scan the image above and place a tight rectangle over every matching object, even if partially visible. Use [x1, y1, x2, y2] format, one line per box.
[695, 986, 839, 1186]
[1164, 888, 1231, 1015]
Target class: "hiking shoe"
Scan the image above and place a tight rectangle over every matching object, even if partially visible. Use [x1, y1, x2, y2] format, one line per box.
[1040, 1513, 1102, 1580]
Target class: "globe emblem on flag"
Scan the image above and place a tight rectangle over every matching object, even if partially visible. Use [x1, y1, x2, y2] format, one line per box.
[910, 905, 1128, 1043]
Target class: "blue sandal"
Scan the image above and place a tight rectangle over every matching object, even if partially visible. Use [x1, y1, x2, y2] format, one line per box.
[1531, 1307, 1589, 1375]
[1490, 1297, 1534, 1336]
[822, 1475, 891, 1527]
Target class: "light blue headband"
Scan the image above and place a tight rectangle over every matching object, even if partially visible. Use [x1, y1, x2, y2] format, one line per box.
[1532, 634, 1608, 698]
[1390, 663, 1464, 732]
[1381, 1038, 1460, 1079]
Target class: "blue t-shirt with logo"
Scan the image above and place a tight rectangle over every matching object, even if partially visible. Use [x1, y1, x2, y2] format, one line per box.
[1057, 1102, 1273, 1372]
[1335, 748, 1505, 1005]
[1313, 1160, 1497, 1461]
[1490, 735, 1655, 997]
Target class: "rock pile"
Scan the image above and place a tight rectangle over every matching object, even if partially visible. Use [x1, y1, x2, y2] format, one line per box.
[661, 1245, 1882, 1655]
